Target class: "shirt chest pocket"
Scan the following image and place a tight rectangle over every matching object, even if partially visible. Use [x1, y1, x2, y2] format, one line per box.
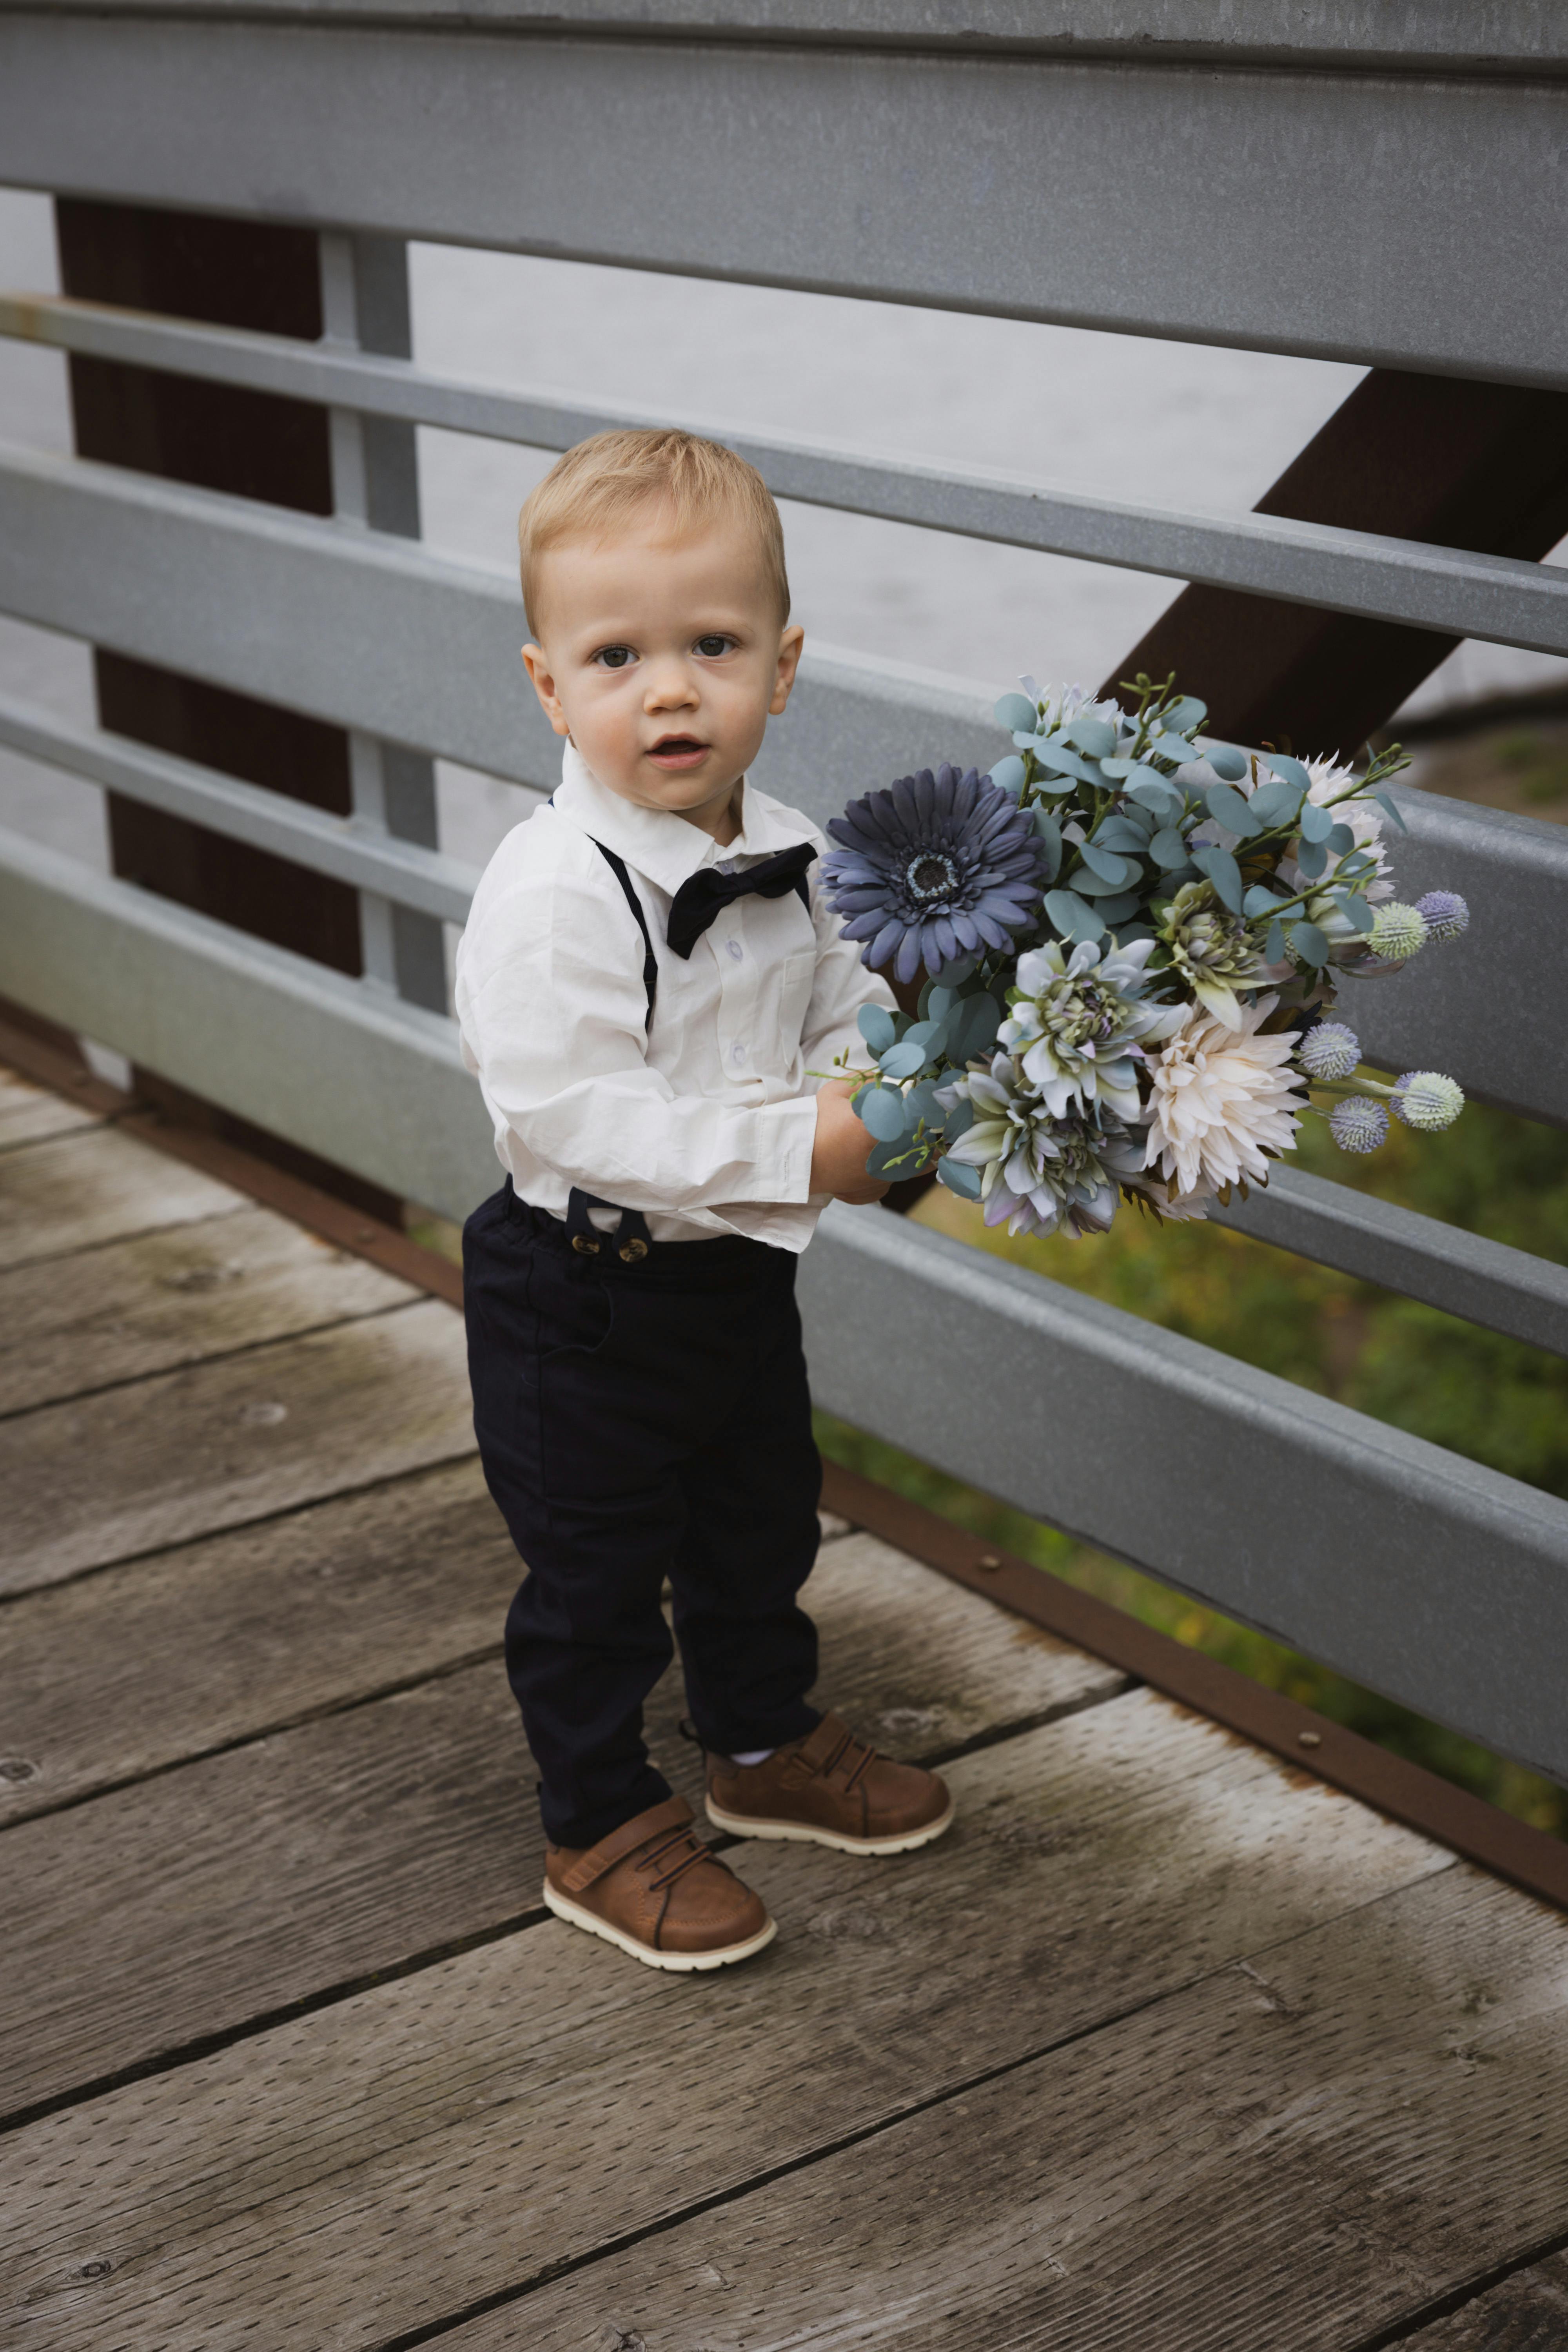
[769, 949, 818, 1063]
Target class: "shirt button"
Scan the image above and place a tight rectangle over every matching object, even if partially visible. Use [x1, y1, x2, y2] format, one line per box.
[727, 939, 744, 962]
[731, 1043, 746, 1065]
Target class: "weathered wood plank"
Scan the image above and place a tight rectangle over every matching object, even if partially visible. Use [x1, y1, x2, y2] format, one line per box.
[1399, 2254, 1568, 2349]
[0, 1067, 100, 1153]
[0, 1202, 415, 1416]
[0, 1531, 1121, 2108]
[0, 1521, 1118, 1828]
[0, 1461, 514, 1821]
[0, 1296, 474, 1595]
[488, 1867, 1568, 2352]
[0, 1697, 1452, 2347]
[0, 1119, 243, 1269]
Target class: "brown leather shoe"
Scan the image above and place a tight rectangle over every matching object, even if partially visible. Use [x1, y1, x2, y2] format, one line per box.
[705, 1712, 954, 1855]
[543, 1794, 776, 1972]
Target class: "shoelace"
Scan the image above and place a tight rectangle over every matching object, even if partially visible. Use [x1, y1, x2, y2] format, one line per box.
[817, 1723, 878, 1795]
[637, 1822, 724, 1895]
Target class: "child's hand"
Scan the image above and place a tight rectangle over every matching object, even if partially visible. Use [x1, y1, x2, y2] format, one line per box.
[810, 1083, 890, 1204]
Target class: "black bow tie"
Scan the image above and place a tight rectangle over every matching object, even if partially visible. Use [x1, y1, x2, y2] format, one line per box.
[666, 842, 817, 960]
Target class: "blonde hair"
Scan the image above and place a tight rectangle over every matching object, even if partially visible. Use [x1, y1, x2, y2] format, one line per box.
[518, 428, 790, 637]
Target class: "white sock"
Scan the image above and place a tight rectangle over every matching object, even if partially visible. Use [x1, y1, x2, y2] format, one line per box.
[729, 1747, 775, 1768]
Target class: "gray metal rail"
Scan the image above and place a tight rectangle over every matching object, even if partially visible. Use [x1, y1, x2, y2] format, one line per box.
[0, 0, 1564, 1783]
[5, 297, 1565, 654]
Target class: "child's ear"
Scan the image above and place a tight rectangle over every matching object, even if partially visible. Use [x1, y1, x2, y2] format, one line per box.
[521, 643, 571, 739]
[770, 624, 805, 717]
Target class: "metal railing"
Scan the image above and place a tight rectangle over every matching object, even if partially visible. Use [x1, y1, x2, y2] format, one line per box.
[0, 1, 1564, 1784]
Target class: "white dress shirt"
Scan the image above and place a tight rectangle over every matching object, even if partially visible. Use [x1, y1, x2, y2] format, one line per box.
[454, 743, 897, 1250]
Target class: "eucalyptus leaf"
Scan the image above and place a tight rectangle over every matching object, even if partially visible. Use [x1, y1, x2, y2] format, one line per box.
[1298, 800, 1334, 843]
[859, 1086, 908, 1142]
[1249, 777, 1301, 826]
[1202, 742, 1249, 782]
[1151, 730, 1200, 764]
[868, 1138, 921, 1178]
[1374, 790, 1409, 833]
[1094, 889, 1145, 926]
[878, 1039, 928, 1080]
[937, 1158, 984, 1200]
[1205, 782, 1262, 837]
[1149, 827, 1190, 870]
[1064, 715, 1117, 759]
[1327, 822, 1355, 855]
[1243, 884, 1286, 916]
[1163, 696, 1208, 733]
[951, 995, 1001, 1061]
[1034, 808, 1062, 882]
[901, 1017, 942, 1054]
[1045, 888, 1106, 944]
[1072, 859, 1140, 897]
[857, 1004, 896, 1056]
[1262, 752, 1311, 791]
[1328, 891, 1375, 935]
[1031, 743, 1104, 789]
[1077, 840, 1135, 886]
[1289, 920, 1330, 967]
[994, 692, 1038, 732]
[1192, 844, 1243, 913]
[1092, 815, 1150, 853]
[926, 985, 958, 1021]
[987, 753, 1027, 800]
[1265, 920, 1287, 964]
[942, 1096, 976, 1142]
[1295, 837, 1328, 880]
[1128, 776, 1186, 820]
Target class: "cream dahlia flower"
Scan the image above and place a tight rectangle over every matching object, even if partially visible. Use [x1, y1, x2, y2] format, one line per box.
[1142, 995, 1304, 1200]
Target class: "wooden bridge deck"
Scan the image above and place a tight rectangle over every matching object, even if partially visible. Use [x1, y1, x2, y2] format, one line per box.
[3, 1043, 1567, 2352]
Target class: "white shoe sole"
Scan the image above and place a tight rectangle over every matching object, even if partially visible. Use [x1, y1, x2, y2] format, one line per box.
[543, 1881, 778, 1972]
[705, 1794, 956, 1856]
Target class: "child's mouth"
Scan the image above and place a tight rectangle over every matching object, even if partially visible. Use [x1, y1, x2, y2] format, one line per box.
[647, 736, 710, 771]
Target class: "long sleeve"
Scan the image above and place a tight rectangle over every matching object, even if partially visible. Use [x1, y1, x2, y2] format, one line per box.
[460, 862, 819, 1220]
[797, 873, 900, 1087]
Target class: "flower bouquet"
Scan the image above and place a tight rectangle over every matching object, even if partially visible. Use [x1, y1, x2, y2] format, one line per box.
[820, 672, 1470, 1237]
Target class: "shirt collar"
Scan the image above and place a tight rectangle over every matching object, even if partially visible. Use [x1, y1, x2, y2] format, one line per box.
[554, 742, 814, 895]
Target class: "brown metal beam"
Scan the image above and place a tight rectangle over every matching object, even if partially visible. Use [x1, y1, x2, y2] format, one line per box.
[1107, 369, 1568, 756]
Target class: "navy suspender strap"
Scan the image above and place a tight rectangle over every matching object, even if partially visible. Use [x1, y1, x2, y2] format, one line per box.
[589, 840, 659, 1031]
[546, 794, 657, 1030]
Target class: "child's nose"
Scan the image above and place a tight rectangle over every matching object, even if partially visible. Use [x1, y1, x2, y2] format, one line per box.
[644, 659, 699, 708]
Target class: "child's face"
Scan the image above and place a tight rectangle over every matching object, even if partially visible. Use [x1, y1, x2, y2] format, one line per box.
[521, 507, 804, 841]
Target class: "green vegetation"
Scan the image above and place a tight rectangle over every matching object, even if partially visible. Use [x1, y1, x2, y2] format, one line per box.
[818, 1091, 1568, 1839]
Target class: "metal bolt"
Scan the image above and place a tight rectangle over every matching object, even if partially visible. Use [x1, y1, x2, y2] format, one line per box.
[1298, 1729, 1323, 1748]
[977, 1553, 1003, 1573]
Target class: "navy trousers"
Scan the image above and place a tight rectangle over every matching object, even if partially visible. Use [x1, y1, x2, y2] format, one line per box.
[463, 1181, 823, 1849]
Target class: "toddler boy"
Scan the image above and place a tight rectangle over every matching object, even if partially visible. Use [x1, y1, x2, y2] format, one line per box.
[456, 428, 952, 1972]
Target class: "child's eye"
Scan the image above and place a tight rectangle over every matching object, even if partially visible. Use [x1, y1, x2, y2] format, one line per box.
[593, 645, 635, 670]
[695, 634, 735, 658]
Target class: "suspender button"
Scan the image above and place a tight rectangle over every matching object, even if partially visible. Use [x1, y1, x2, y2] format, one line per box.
[570, 1233, 601, 1257]
[618, 1237, 650, 1263]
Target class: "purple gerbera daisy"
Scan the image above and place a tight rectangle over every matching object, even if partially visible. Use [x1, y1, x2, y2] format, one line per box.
[822, 764, 1045, 984]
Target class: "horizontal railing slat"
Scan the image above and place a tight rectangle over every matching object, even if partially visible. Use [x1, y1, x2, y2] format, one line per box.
[1, 441, 1561, 1129]
[0, 13, 1562, 387]
[800, 1201, 1568, 1787]
[0, 690, 483, 925]
[4, 813, 1564, 1783]
[5, 296, 1565, 655]
[7, 1, 1562, 76]
[1208, 1166, 1568, 1360]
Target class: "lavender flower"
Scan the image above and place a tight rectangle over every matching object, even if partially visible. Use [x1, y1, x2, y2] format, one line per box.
[822, 764, 1045, 985]
[1329, 1098, 1390, 1153]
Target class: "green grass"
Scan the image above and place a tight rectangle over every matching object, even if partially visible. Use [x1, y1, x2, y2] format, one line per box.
[818, 1090, 1568, 1841]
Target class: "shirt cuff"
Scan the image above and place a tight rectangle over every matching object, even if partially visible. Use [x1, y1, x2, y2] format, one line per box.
[737, 1094, 818, 1205]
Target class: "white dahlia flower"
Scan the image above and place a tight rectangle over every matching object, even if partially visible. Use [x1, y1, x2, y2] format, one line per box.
[1143, 995, 1305, 1201]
